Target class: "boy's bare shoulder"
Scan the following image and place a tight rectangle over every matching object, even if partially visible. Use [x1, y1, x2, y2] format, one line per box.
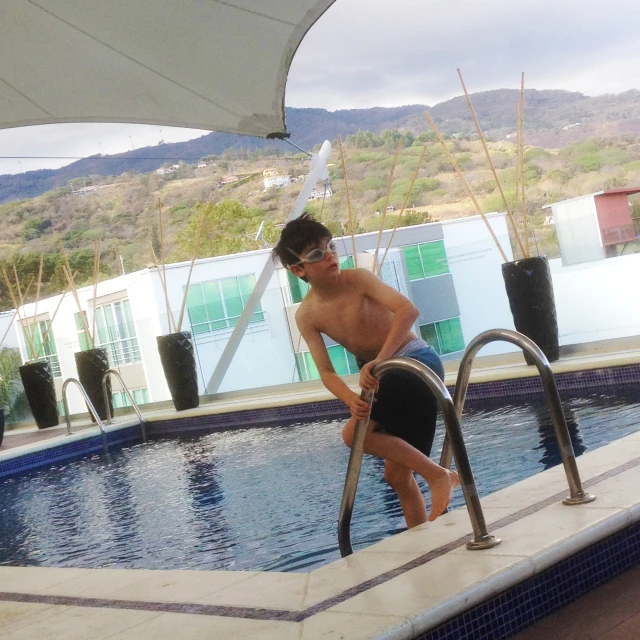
[294, 291, 317, 328]
[342, 267, 379, 287]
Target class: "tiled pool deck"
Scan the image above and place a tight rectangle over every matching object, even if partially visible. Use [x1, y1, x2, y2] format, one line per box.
[1, 339, 640, 639]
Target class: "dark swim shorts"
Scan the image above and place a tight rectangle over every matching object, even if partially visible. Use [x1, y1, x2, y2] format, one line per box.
[357, 341, 444, 458]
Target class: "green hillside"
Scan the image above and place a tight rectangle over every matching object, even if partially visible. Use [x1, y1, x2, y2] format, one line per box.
[1, 130, 640, 310]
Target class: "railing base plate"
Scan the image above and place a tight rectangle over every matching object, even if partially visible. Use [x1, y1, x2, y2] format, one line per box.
[563, 493, 597, 505]
[466, 535, 502, 550]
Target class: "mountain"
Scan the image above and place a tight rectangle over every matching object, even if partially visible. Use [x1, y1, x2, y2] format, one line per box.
[2, 88, 640, 203]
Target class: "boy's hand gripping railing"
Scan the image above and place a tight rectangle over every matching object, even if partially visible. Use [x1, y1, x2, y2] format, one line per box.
[439, 328, 596, 506]
[102, 369, 147, 443]
[62, 377, 109, 456]
[338, 357, 501, 558]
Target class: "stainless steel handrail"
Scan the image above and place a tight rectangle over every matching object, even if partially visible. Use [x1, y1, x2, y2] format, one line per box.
[338, 357, 501, 557]
[439, 328, 596, 506]
[102, 369, 147, 443]
[62, 377, 109, 456]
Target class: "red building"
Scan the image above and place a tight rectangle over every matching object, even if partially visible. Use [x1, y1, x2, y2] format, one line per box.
[543, 188, 640, 265]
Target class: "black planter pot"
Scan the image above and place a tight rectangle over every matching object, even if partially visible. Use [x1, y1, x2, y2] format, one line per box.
[0, 408, 4, 446]
[19, 361, 59, 429]
[157, 332, 200, 411]
[75, 348, 113, 421]
[502, 256, 560, 364]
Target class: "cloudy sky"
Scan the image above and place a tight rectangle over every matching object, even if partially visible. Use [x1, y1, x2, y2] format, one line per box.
[1, 0, 638, 176]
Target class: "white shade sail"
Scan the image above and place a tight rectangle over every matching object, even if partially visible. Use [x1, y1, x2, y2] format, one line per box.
[0, 0, 336, 138]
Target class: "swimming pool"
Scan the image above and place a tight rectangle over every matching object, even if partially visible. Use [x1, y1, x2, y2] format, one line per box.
[1, 385, 639, 573]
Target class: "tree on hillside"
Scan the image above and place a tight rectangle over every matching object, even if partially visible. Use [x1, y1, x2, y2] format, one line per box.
[175, 200, 277, 259]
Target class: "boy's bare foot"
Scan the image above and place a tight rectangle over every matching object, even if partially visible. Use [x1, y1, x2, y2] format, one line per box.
[428, 469, 460, 522]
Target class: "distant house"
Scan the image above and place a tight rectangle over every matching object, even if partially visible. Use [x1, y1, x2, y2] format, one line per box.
[220, 175, 239, 185]
[156, 167, 174, 175]
[308, 185, 333, 200]
[72, 185, 98, 196]
[264, 174, 291, 190]
[543, 188, 640, 265]
[262, 168, 280, 178]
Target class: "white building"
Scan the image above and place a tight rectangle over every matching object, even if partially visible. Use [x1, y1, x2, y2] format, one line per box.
[14, 251, 296, 415]
[263, 174, 291, 190]
[9, 213, 526, 416]
[308, 185, 333, 200]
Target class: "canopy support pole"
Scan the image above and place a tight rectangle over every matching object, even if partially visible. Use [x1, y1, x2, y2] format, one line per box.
[205, 140, 332, 394]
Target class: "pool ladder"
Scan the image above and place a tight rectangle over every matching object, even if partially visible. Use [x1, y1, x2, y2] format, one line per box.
[62, 369, 147, 455]
[338, 328, 596, 557]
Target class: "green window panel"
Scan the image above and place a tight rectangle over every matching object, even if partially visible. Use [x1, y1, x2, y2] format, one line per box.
[238, 274, 265, 323]
[103, 305, 116, 342]
[75, 312, 91, 351]
[201, 280, 226, 330]
[437, 317, 465, 354]
[186, 286, 210, 334]
[220, 277, 243, 326]
[420, 317, 465, 355]
[419, 241, 449, 277]
[402, 241, 450, 281]
[419, 323, 439, 349]
[296, 346, 359, 381]
[402, 246, 423, 281]
[303, 351, 320, 380]
[287, 270, 310, 304]
[345, 350, 359, 374]
[187, 276, 265, 335]
[113, 388, 150, 409]
[294, 352, 307, 381]
[340, 255, 355, 270]
[327, 344, 349, 376]
[133, 388, 150, 405]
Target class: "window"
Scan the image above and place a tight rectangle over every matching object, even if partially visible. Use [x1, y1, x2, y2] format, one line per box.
[420, 317, 465, 355]
[186, 275, 265, 335]
[295, 345, 359, 381]
[112, 387, 150, 409]
[23, 319, 61, 377]
[287, 255, 354, 304]
[76, 300, 141, 366]
[287, 270, 310, 304]
[74, 311, 90, 351]
[402, 241, 449, 281]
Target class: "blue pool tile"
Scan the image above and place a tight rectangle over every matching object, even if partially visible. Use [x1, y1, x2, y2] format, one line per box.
[414, 520, 640, 640]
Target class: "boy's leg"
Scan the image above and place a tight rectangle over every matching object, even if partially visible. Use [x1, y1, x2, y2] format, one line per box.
[342, 417, 458, 521]
[384, 460, 427, 527]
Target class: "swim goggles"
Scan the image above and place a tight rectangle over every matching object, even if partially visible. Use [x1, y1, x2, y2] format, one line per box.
[288, 240, 338, 265]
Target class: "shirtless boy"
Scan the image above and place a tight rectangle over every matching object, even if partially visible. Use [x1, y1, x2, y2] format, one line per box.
[273, 214, 459, 526]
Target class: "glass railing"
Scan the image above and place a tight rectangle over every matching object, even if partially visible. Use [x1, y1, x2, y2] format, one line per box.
[93, 321, 142, 366]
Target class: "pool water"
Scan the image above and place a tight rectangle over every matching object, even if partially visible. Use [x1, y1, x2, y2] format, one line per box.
[1, 386, 639, 573]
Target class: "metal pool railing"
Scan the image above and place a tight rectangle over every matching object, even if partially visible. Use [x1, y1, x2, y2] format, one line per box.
[62, 377, 109, 456]
[439, 328, 596, 507]
[338, 356, 501, 557]
[102, 369, 147, 443]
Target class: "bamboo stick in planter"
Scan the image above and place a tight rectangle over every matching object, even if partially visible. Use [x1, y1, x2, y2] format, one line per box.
[425, 110, 509, 263]
[372, 136, 403, 272]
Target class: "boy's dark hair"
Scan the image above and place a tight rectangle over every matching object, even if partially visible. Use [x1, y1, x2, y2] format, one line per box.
[272, 213, 332, 270]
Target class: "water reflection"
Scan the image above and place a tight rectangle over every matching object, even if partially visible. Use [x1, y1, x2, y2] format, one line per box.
[175, 438, 233, 559]
[534, 404, 587, 470]
[98, 459, 143, 563]
[0, 480, 31, 565]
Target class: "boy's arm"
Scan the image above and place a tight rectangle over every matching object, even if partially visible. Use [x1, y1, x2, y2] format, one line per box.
[297, 314, 371, 420]
[353, 269, 420, 390]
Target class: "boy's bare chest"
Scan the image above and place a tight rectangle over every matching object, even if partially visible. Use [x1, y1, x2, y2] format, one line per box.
[315, 293, 382, 338]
